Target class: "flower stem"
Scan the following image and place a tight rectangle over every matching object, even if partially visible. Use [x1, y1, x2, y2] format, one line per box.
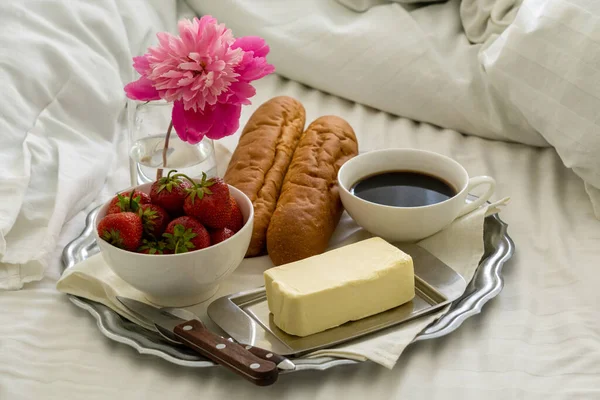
[157, 120, 174, 180]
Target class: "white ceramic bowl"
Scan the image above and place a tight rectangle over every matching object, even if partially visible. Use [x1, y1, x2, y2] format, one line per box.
[338, 148, 495, 242]
[94, 182, 254, 307]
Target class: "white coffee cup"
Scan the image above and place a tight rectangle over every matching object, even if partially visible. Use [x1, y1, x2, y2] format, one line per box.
[337, 148, 495, 242]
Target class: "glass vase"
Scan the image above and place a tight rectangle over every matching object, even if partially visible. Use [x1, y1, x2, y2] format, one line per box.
[127, 100, 217, 185]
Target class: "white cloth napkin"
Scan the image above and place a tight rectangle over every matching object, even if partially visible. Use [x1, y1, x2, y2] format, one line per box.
[56, 197, 509, 369]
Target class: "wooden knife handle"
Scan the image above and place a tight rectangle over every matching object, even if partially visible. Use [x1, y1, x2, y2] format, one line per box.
[174, 320, 278, 386]
[241, 345, 291, 370]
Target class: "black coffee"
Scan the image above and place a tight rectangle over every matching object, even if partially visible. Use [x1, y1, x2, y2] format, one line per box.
[350, 171, 456, 207]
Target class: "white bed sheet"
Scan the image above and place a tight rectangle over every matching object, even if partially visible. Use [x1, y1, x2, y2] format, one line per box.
[1, 75, 599, 400]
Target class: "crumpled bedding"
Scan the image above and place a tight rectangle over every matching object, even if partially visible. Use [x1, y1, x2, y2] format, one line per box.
[338, 0, 524, 44]
[0, 0, 182, 289]
[337, 0, 524, 45]
[190, 0, 600, 219]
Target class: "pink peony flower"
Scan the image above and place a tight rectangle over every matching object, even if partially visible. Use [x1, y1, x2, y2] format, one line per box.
[125, 16, 274, 142]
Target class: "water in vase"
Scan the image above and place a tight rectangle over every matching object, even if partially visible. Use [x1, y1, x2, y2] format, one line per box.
[130, 134, 217, 184]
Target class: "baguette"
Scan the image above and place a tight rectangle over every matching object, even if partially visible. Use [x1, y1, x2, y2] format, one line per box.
[224, 96, 306, 257]
[266, 116, 359, 266]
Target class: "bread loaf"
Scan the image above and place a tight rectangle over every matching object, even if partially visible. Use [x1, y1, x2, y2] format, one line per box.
[224, 96, 306, 257]
[266, 116, 359, 266]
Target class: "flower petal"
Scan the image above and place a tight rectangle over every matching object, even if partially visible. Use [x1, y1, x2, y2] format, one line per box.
[237, 57, 275, 82]
[171, 101, 241, 144]
[205, 103, 241, 140]
[132, 55, 151, 75]
[124, 77, 160, 101]
[217, 81, 255, 105]
[172, 100, 210, 144]
[232, 36, 270, 58]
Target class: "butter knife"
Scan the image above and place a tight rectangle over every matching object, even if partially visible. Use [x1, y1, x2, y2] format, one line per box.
[116, 296, 284, 386]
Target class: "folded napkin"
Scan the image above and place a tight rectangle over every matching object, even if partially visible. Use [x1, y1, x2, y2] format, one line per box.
[57, 198, 509, 369]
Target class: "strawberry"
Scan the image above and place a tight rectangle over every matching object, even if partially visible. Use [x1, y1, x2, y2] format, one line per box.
[97, 212, 143, 251]
[138, 204, 170, 237]
[137, 238, 168, 255]
[163, 216, 210, 254]
[182, 173, 232, 229]
[210, 228, 235, 245]
[150, 169, 193, 216]
[107, 190, 151, 214]
[225, 196, 244, 233]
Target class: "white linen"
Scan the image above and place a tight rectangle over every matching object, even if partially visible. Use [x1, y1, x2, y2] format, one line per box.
[2, 75, 599, 398]
[0, 0, 178, 290]
[0, 0, 598, 397]
[338, 0, 524, 44]
[55, 181, 508, 369]
[336, 0, 444, 12]
[188, 0, 600, 218]
[460, 0, 524, 44]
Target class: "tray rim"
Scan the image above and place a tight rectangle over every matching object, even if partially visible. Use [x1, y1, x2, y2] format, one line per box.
[61, 204, 514, 372]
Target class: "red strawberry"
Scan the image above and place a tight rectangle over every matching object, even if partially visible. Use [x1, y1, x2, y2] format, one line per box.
[138, 204, 170, 237]
[163, 216, 210, 254]
[137, 238, 168, 255]
[97, 212, 143, 251]
[210, 228, 235, 245]
[107, 190, 151, 214]
[225, 196, 244, 233]
[183, 173, 232, 229]
[150, 170, 193, 216]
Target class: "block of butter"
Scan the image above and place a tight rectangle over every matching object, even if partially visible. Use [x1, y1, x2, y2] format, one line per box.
[264, 237, 415, 337]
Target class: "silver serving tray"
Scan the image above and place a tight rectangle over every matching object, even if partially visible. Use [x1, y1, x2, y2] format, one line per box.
[61, 205, 514, 372]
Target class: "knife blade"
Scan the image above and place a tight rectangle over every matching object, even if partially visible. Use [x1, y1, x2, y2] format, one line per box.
[115, 296, 279, 386]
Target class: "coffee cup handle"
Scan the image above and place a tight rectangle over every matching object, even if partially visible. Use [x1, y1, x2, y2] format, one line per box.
[458, 176, 496, 218]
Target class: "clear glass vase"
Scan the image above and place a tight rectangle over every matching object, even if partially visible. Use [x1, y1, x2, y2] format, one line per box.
[127, 100, 217, 185]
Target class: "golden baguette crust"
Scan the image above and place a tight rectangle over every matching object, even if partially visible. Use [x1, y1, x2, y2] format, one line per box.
[224, 96, 306, 257]
[266, 116, 359, 266]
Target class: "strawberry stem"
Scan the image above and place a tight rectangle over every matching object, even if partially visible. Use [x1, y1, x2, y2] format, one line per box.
[171, 172, 200, 188]
[129, 189, 135, 205]
[166, 169, 178, 180]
